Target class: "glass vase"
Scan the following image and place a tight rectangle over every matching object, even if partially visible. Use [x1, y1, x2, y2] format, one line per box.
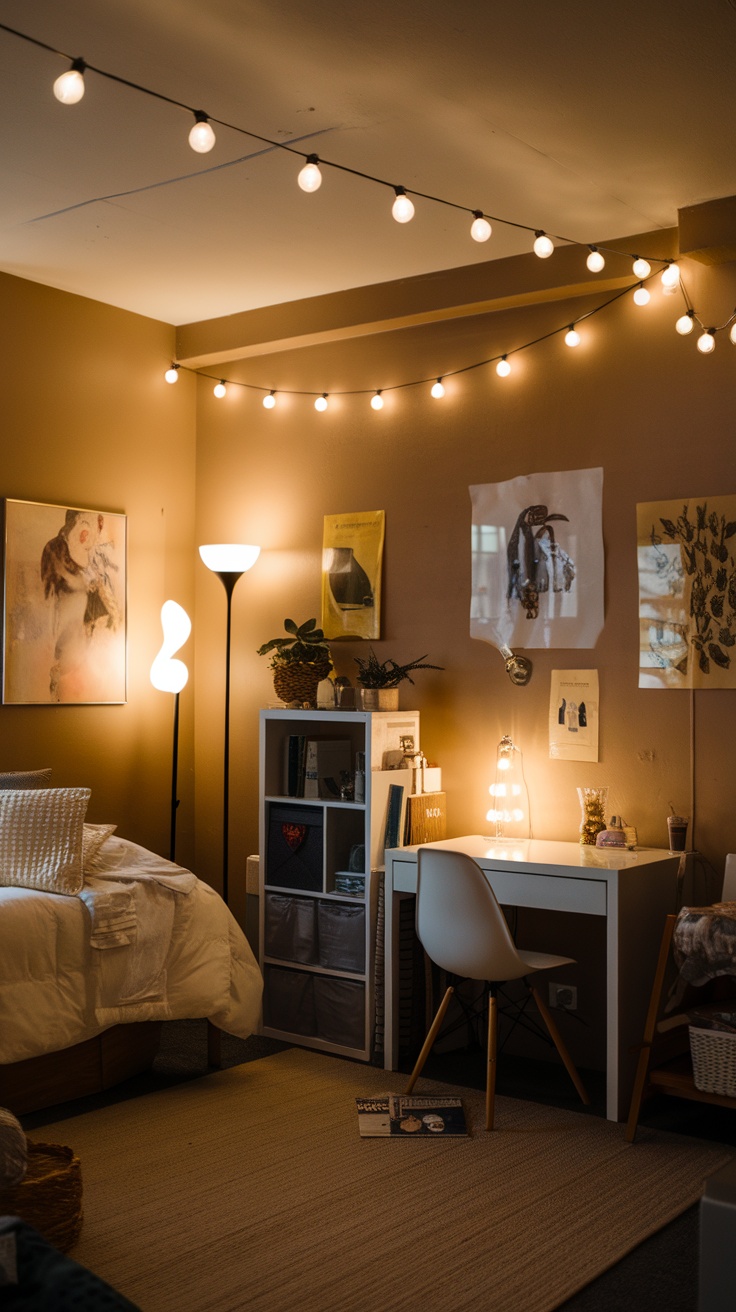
[578, 786, 608, 846]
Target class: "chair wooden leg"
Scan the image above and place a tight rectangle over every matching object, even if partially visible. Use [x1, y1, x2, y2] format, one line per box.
[486, 990, 498, 1130]
[405, 986, 455, 1093]
[625, 914, 677, 1143]
[530, 985, 591, 1106]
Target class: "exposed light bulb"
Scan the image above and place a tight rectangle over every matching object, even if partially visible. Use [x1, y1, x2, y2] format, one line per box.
[314, 394, 328, 412]
[697, 330, 716, 354]
[533, 232, 554, 258]
[730, 322, 736, 346]
[53, 59, 86, 104]
[430, 379, 445, 399]
[371, 391, 384, 410]
[392, 188, 414, 223]
[676, 312, 695, 336]
[661, 262, 680, 291]
[298, 155, 322, 193]
[496, 356, 511, 377]
[213, 381, 227, 398]
[189, 112, 216, 153]
[633, 285, 651, 306]
[263, 391, 276, 409]
[164, 365, 180, 384]
[564, 326, 581, 348]
[470, 211, 492, 242]
[632, 256, 651, 278]
[586, 247, 605, 273]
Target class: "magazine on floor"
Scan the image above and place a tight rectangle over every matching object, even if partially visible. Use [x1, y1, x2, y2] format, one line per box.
[356, 1094, 467, 1137]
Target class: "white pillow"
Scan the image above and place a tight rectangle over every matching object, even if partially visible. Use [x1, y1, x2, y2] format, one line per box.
[0, 787, 91, 895]
[83, 822, 117, 871]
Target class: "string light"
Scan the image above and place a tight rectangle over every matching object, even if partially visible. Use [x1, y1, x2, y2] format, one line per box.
[632, 257, 651, 279]
[430, 378, 445, 398]
[213, 380, 227, 397]
[188, 112, 216, 153]
[661, 262, 680, 291]
[697, 330, 716, 354]
[53, 58, 86, 104]
[297, 155, 322, 193]
[676, 311, 695, 335]
[263, 390, 276, 409]
[731, 322, 736, 345]
[533, 232, 554, 258]
[470, 211, 492, 243]
[391, 188, 414, 223]
[164, 364, 180, 383]
[633, 284, 650, 306]
[496, 356, 511, 377]
[586, 246, 605, 273]
[314, 394, 328, 411]
[371, 391, 384, 410]
[564, 326, 581, 348]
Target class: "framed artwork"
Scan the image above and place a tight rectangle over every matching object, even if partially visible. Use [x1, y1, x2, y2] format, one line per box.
[2, 499, 127, 704]
[321, 510, 385, 640]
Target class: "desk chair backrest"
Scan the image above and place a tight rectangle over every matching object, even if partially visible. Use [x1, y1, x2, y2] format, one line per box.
[722, 854, 736, 900]
[415, 847, 529, 983]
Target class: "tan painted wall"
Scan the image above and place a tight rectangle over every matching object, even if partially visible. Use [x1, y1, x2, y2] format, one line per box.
[0, 272, 197, 865]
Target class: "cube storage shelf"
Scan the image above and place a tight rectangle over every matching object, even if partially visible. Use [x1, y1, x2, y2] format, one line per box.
[259, 707, 420, 1061]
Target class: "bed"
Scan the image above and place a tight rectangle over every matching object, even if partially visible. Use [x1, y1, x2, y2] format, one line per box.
[0, 784, 263, 1114]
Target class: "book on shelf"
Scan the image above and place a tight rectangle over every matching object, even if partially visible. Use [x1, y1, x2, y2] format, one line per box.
[355, 1094, 468, 1137]
[303, 738, 352, 800]
[404, 791, 447, 846]
[283, 735, 308, 797]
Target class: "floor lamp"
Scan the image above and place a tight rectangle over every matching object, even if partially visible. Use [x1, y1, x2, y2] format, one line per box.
[150, 600, 191, 863]
[199, 543, 261, 904]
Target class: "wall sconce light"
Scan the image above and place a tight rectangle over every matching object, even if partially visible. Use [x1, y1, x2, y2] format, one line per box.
[150, 600, 191, 863]
[199, 543, 261, 904]
[487, 735, 530, 840]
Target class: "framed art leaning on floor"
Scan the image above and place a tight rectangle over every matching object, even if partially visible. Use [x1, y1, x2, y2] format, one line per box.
[2, 498, 127, 704]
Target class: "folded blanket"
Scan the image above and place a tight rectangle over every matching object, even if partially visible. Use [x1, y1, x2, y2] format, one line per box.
[78, 880, 137, 948]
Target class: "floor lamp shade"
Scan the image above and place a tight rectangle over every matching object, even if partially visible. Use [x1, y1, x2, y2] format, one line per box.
[150, 600, 191, 863]
[199, 542, 260, 904]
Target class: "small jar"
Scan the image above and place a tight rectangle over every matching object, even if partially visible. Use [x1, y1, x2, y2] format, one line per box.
[578, 786, 608, 846]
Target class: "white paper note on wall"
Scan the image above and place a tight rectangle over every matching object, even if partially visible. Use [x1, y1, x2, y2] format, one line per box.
[549, 670, 599, 761]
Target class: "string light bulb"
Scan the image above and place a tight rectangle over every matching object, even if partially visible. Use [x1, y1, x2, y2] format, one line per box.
[470, 211, 492, 242]
[661, 262, 680, 292]
[496, 356, 511, 377]
[298, 155, 322, 193]
[730, 322, 736, 346]
[263, 391, 276, 409]
[430, 378, 445, 399]
[189, 112, 216, 153]
[632, 256, 651, 279]
[697, 330, 716, 354]
[633, 284, 650, 306]
[564, 326, 581, 348]
[164, 364, 180, 384]
[586, 246, 605, 273]
[533, 232, 554, 258]
[676, 312, 695, 335]
[213, 381, 227, 398]
[53, 58, 86, 104]
[314, 394, 328, 412]
[371, 391, 384, 410]
[392, 187, 414, 223]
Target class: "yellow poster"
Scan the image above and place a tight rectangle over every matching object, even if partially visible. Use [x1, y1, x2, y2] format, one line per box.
[321, 511, 385, 640]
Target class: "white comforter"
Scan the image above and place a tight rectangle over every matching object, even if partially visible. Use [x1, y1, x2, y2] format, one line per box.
[0, 836, 263, 1064]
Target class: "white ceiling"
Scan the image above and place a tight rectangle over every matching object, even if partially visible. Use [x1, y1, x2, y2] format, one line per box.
[1, 0, 735, 326]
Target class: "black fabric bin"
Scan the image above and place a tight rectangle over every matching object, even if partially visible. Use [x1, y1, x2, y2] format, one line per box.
[265, 893, 318, 964]
[317, 901, 366, 973]
[263, 965, 317, 1037]
[314, 976, 365, 1049]
[266, 803, 323, 891]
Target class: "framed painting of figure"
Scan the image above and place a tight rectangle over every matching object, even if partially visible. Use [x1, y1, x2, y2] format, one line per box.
[2, 499, 127, 704]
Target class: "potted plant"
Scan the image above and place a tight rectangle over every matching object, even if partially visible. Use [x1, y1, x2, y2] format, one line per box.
[353, 649, 443, 710]
[257, 618, 332, 706]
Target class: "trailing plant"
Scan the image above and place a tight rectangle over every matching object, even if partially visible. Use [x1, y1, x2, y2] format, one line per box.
[354, 648, 443, 688]
[257, 618, 332, 669]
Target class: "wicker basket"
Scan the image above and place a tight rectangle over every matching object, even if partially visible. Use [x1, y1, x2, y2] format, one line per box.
[273, 659, 331, 706]
[0, 1140, 83, 1252]
[689, 1025, 736, 1097]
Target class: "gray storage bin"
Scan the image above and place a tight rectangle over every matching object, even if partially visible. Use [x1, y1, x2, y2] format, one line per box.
[314, 975, 365, 1049]
[265, 893, 318, 964]
[264, 965, 317, 1037]
[317, 901, 366, 973]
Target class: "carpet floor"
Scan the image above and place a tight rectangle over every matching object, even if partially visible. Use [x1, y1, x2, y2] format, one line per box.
[31, 1046, 732, 1312]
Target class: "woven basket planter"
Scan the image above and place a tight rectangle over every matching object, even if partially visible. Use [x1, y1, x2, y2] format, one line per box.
[0, 1140, 83, 1253]
[273, 659, 331, 706]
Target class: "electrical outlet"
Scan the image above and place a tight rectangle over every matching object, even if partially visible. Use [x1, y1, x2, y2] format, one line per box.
[548, 983, 577, 1011]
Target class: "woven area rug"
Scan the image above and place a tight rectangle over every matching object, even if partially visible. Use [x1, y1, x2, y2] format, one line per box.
[34, 1048, 731, 1312]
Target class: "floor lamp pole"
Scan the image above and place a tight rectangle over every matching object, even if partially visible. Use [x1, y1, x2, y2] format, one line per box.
[219, 571, 242, 906]
[170, 690, 181, 863]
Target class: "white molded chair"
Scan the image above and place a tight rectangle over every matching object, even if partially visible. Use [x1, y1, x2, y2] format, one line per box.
[722, 854, 736, 900]
[405, 847, 590, 1129]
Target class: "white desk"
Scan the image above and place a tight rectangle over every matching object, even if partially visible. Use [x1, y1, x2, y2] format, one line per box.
[383, 836, 680, 1121]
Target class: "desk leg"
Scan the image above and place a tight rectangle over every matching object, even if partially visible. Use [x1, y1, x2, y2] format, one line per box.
[383, 875, 397, 1070]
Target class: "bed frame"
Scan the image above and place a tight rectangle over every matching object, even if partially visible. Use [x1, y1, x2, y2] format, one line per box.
[0, 1023, 164, 1115]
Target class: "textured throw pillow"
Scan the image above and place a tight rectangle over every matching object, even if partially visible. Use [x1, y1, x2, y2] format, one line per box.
[0, 787, 91, 895]
[82, 822, 117, 871]
[0, 768, 52, 790]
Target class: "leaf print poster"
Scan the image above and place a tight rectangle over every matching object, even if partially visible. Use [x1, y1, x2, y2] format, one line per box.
[637, 495, 736, 688]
